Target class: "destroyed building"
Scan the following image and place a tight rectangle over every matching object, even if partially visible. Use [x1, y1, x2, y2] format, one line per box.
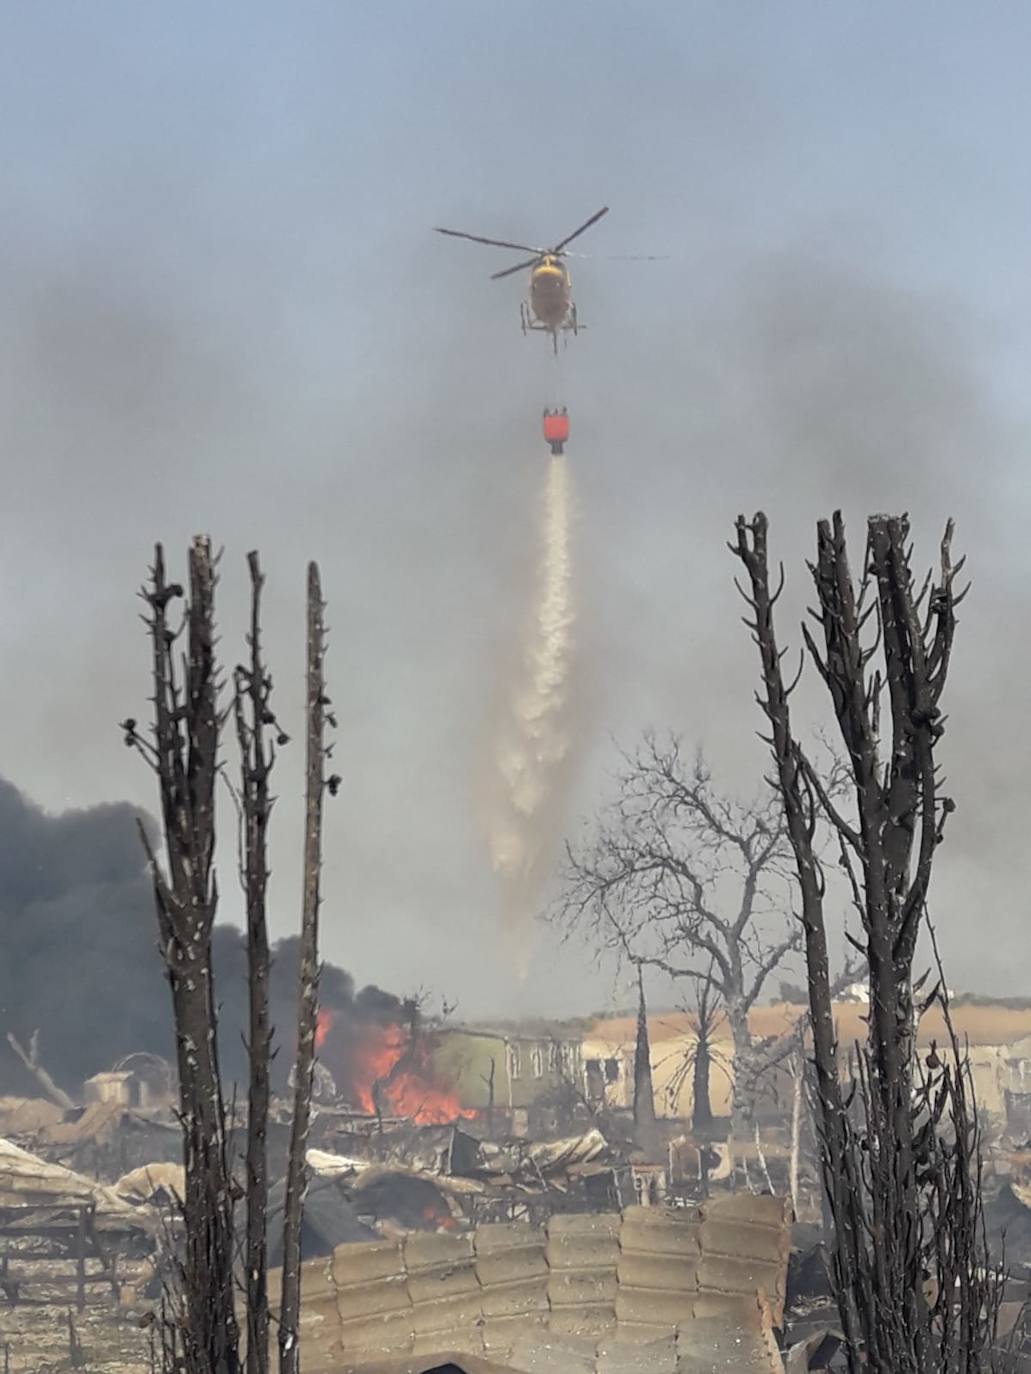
[0, 1064, 180, 1185]
[83, 1053, 175, 1112]
[2, 985, 1027, 1370]
[0, 1136, 156, 1373]
[306, 1124, 629, 1230]
[432, 1027, 585, 1126]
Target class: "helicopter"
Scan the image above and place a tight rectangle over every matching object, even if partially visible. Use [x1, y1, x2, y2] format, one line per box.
[435, 207, 654, 353]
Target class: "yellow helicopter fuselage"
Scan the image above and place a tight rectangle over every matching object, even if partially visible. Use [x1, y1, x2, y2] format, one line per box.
[529, 256, 572, 328]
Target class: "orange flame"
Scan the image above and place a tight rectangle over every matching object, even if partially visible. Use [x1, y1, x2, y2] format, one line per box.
[315, 1008, 334, 1051]
[325, 1020, 475, 1126]
[423, 1201, 456, 1231]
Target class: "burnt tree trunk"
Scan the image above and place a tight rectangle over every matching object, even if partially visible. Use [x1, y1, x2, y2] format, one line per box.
[725, 1001, 761, 1134]
[733, 511, 998, 1374]
[687, 963, 721, 1137]
[134, 540, 240, 1374]
[233, 553, 277, 1374]
[482, 1058, 496, 1133]
[734, 513, 861, 1347]
[279, 563, 328, 1374]
[127, 542, 335, 1374]
[691, 1034, 714, 1137]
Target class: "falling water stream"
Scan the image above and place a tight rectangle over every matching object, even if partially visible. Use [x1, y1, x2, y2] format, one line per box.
[489, 454, 575, 973]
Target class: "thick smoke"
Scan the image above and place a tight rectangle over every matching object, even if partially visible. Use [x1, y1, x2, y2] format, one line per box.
[212, 928, 405, 1101]
[0, 776, 402, 1099]
[488, 456, 578, 967]
[571, 255, 1028, 999]
[0, 777, 168, 1092]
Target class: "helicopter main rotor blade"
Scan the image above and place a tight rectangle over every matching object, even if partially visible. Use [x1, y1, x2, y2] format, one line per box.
[490, 256, 541, 281]
[434, 226, 545, 255]
[552, 206, 610, 253]
[562, 252, 667, 261]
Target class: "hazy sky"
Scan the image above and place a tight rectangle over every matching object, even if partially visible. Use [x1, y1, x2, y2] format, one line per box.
[2, 3, 1030, 1018]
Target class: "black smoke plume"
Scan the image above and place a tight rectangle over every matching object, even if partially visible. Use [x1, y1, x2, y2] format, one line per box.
[0, 777, 401, 1101]
[211, 928, 405, 1100]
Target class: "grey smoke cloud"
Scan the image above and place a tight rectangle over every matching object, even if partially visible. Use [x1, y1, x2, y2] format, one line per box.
[0, 777, 409, 1097]
[568, 257, 1026, 1000]
[0, 6, 1028, 1019]
[0, 778, 168, 1090]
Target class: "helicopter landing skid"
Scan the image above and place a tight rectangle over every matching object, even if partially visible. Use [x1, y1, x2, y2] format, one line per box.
[520, 304, 583, 350]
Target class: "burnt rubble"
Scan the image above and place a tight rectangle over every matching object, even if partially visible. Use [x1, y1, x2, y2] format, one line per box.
[2, 1016, 1030, 1374]
[306, 1123, 631, 1232]
[0, 1136, 157, 1374]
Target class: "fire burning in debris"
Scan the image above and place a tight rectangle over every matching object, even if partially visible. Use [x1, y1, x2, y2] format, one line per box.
[315, 1008, 334, 1051]
[315, 1008, 474, 1126]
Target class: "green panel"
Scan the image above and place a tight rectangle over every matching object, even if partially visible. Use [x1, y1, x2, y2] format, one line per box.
[431, 1031, 510, 1109]
[432, 1031, 576, 1111]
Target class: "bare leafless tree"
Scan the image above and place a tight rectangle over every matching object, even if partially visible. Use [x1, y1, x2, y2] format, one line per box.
[733, 510, 1000, 1374]
[125, 540, 239, 1374]
[681, 962, 725, 1136]
[6, 1031, 75, 1111]
[558, 734, 801, 1128]
[126, 544, 334, 1374]
[230, 553, 281, 1374]
[279, 563, 329, 1374]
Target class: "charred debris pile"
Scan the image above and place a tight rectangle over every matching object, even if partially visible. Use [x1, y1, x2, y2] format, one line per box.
[3, 958, 1031, 1372]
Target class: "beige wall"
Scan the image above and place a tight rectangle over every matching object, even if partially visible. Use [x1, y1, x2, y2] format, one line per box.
[585, 1007, 1030, 1125]
[582, 1030, 740, 1120]
[264, 1195, 791, 1373]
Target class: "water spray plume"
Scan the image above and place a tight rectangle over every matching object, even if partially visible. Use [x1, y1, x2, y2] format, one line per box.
[489, 456, 576, 973]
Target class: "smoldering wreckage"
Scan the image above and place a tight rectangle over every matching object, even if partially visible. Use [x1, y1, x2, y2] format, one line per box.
[2, 995, 1031, 1374]
[2, 516, 1031, 1374]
